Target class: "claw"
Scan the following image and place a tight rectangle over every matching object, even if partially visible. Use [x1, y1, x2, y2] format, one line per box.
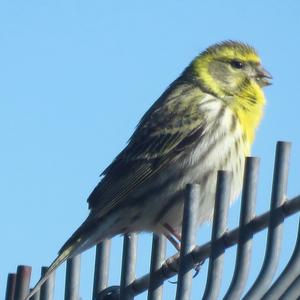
[193, 259, 205, 278]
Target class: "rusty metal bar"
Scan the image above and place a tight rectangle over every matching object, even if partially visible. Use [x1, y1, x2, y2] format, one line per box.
[120, 233, 137, 300]
[147, 234, 166, 300]
[14, 265, 32, 300]
[40, 266, 55, 300]
[64, 255, 81, 300]
[175, 184, 199, 300]
[5, 273, 16, 300]
[224, 157, 259, 300]
[93, 240, 111, 300]
[244, 141, 291, 299]
[202, 171, 231, 300]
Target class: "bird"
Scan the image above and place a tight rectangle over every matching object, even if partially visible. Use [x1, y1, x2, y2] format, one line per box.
[26, 40, 272, 298]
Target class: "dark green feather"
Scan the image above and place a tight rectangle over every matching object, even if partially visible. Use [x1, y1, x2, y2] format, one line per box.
[87, 78, 207, 214]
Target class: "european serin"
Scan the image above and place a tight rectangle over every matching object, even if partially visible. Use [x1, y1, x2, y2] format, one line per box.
[27, 40, 271, 298]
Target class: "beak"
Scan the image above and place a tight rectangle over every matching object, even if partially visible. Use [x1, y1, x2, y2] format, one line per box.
[255, 65, 273, 87]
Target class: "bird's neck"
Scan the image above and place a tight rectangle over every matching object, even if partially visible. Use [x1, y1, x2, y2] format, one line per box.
[229, 82, 266, 147]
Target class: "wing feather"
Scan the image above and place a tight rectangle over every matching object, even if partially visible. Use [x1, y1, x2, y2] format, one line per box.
[87, 80, 209, 216]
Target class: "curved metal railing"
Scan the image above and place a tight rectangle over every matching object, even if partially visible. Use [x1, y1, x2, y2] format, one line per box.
[5, 141, 300, 300]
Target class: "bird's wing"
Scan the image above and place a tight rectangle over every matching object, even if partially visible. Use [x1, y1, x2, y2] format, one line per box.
[87, 81, 209, 216]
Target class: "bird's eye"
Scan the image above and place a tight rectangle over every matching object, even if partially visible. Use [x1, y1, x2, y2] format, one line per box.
[230, 60, 244, 69]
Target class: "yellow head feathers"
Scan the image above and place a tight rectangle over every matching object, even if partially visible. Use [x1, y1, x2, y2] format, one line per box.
[188, 40, 269, 98]
[202, 40, 260, 64]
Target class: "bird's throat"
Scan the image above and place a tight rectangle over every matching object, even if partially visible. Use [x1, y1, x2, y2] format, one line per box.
[229, 83, 266, 148]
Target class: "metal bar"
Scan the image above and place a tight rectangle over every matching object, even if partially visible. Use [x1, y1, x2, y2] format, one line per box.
[93, 240, 111, 300]
[147, 234, 166, 300]
[120, 233, 137, 300]
[262, 218, 300, 299]
[283, 195, 300, 216]
[64, 255, 81, 300]
[29, 289, 40, 300]
[14, 265, 32, 300]
[279, 274, 300, 300]
[40, 266, 55, 300]
[175, 184, 199, 300]
[130, 194, 300, 297]
[5, 273, 16, 300]
[202, 171, 231, 300]
[96, 286, 120, 300]
[224, 157, 259, 300]
[244, 141, 291, 299]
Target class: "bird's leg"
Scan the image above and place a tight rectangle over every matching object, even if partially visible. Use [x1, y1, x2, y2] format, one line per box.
[164, 223, 182, 241]
[162, 223, 181, 282]
[164, 232, 181, 251]
[163, 222, 204, 277]
[163, 223, 181, 251]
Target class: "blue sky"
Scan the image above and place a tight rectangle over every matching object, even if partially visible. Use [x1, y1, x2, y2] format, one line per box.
[1, 1, 300, 299]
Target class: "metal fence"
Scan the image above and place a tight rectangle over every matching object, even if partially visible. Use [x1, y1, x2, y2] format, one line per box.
[5, 141, 300, 300]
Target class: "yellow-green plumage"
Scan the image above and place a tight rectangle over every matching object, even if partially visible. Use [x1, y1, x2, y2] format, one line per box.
[26, 41, 271, 299]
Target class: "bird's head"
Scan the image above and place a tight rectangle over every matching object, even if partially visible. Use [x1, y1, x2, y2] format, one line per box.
[188, 41, 272, 98]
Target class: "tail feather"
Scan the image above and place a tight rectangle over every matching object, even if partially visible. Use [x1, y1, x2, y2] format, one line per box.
[25, 243, 77, 300]
[25, 218, 107, 299]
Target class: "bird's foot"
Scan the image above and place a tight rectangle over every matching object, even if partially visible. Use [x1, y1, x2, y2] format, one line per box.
[163, 223, 204, 279]
[193, 259, 205, 277]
